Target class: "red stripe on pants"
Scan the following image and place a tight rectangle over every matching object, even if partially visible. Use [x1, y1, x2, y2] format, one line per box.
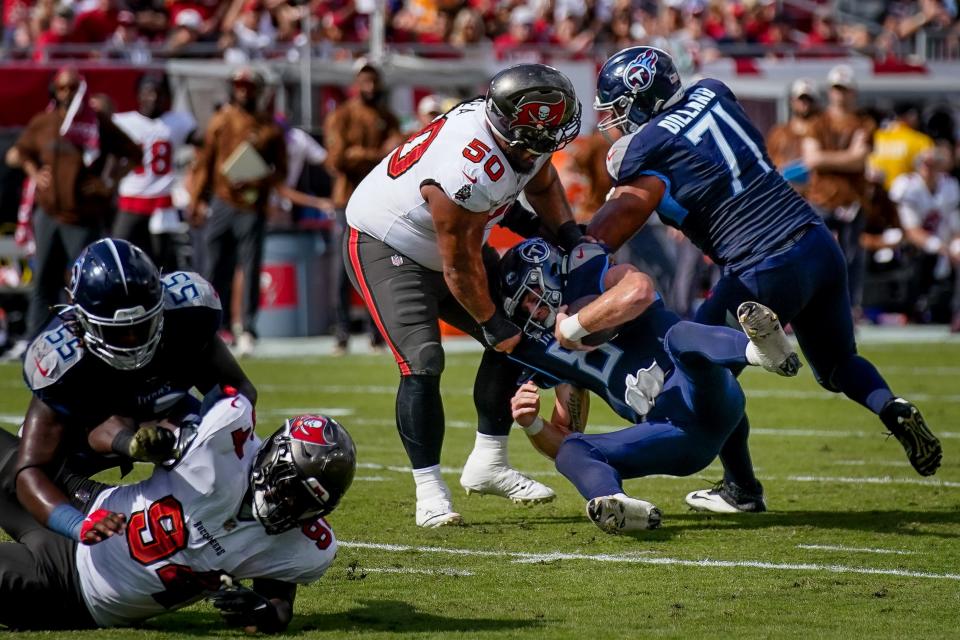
[347, 227, 412, 376]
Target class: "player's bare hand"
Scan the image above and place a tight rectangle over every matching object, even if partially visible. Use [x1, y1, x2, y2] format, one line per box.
[555, 310, 597, 352]
[80, 509, 127, 545]
[511, 381, 541, 427]
[493, 332, 522, 353]
[187, 201, 208, 228]
[35, 166, 52, 191]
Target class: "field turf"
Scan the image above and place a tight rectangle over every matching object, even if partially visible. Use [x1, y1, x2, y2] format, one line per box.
[1, 339, 958, 639]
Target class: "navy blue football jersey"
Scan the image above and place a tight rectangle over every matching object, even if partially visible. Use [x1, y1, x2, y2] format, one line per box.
[607, 78, 820, 270]
[23, 271, 222, 430]
[509, 245, 680, 422]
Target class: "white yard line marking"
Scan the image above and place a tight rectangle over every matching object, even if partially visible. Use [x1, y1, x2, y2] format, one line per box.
[357, 567, 475, 577]
[832, 460, 912, 467]
[797, 544, 917, 556]
[354, 475, 390, 482]
[789, 475, 960, 488]
[340, 541, 960, 581]
[355, 461, 960, 488]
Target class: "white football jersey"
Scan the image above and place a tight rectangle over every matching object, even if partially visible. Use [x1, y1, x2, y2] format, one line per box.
[113, 110, 196, 200]
[889, 172, 960, 237]
[76, 396, 338, 627]
[346, 99, 550, 271]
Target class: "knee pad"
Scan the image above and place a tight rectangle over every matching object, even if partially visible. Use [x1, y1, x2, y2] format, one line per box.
[408, 342, 445, 376]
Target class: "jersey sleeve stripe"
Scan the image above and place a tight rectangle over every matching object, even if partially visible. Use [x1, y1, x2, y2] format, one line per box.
[636, 170, 689, 225]
[347, 228, 412, 376]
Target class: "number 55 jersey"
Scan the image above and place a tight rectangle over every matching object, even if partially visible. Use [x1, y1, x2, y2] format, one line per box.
[607, 79, 820, 272]
[76, 395, 338, 627]
[346, 98, 551, 271]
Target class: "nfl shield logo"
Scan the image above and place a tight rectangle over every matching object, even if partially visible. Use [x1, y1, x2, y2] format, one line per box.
[391, 255, 404, 267]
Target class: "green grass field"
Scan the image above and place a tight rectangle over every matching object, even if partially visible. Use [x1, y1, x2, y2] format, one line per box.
[1, 340, 958, 639]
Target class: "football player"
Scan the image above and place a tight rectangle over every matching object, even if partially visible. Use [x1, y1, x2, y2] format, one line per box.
[112, 72, 198, 268]
[14, 238, 255, 544]
[0, 395, 356, 632]
[344, 64, 586, 527]
[499, 238, 798, 533]
[571, 46, 941, 513]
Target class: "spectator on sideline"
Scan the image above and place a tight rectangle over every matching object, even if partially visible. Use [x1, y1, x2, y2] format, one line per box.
[870, 102, 935, 191]
[188, 67, 287, 357]
[889, 147, 960, 322]
[12, 66, 141, 339]
[802, 64, 875, 311]
[323, 63, 402, 355]
[766, 78, 820, 197]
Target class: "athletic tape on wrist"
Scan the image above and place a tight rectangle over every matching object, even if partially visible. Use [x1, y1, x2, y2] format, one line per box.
[521, 416, 544, 436]
[559, 313, 589, 341]
[48, 503, 85, 540]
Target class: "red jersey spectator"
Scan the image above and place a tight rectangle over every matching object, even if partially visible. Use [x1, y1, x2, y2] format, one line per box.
[73, 0, 120, 43]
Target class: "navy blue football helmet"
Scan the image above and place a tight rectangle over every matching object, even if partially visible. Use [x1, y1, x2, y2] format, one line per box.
[68, 238, 164, 370]
[251, 415, 357, 535]
[499, 238, 565, 340]
[595, 46, 683, 133]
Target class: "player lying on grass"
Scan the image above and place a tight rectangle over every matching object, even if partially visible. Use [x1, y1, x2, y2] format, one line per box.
[15, 238, 256, 545]
[500, 238, 799, 534]
[0, 390, 356, 632]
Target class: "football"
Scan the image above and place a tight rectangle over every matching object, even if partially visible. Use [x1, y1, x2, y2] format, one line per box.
[566, 295, 621, 347]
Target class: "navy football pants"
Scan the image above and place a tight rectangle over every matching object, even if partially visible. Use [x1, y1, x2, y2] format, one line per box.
[555, 321, 749, 499]
[694, 223, 893, 489]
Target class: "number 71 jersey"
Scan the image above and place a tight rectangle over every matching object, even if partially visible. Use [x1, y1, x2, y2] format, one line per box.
[346, 98, 550, 271]
[606, 78, 818, 270]
[76, 395, 338, 627]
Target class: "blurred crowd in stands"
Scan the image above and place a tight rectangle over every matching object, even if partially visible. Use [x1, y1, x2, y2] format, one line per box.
[3, 0, 960, 63]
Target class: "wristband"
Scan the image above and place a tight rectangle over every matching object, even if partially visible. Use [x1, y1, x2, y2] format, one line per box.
[923, 235, 943, 255]
[48, 503, 85, 540]
[555, 220, 584, 251]
[480, 311, 520, 348]
[559, 313, 589, 342]
[521, 416, 544, 436]
[111, 428, 135, 457]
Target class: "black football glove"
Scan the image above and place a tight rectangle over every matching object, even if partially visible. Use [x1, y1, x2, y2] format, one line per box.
[210, 580, 280, 632]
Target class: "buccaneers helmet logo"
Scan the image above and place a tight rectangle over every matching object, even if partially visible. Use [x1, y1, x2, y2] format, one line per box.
[623, 49, 658, 92]
[289, 415, 331, 445]
[510, 95, 565, 129]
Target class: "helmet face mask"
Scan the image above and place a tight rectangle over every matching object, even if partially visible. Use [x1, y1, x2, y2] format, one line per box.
[595, 46, 683, 134]
[68, 238, 164, 371]
[75, 302, 164, 371]
[251, 415, 356, 535]
[500, 239, 565, 340]
[485, 64, 582, 157]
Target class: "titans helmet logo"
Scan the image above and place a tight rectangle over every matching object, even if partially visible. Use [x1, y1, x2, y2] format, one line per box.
[289, 415, 331, 445]
[623, 50, 659, 92]
[510, 95, 565, 130]
[518, 239, 551, 264]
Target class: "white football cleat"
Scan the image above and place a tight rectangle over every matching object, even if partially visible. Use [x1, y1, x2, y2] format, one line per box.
[460, 458, 556, 504]
[415, 498, 464, 528]
[585, 493, 662, 534]
[685, 481, 767, 514]
[738, 301, 800, 377]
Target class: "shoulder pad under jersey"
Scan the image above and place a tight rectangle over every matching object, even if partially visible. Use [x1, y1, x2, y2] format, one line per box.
[23, 318, 85, 391]
[162, 271, 222, 312]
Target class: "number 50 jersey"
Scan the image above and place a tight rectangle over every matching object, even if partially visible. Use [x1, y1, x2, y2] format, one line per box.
[346, 98, 550, 271]
[607, 79, 820, 272]
[76, 395, 338, 627]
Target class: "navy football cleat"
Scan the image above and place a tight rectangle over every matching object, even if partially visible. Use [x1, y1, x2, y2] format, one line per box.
[880, 398, 942, 476]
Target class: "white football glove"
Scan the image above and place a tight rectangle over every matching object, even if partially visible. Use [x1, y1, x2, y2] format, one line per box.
[624, 363, 665, 418]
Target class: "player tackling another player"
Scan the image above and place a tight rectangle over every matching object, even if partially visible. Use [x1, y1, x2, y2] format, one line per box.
[568, 46, 941, 515]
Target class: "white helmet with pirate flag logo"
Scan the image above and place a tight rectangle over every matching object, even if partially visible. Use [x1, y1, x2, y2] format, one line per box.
[485, 63, 581, 155]
[251, 415, 357, 535]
